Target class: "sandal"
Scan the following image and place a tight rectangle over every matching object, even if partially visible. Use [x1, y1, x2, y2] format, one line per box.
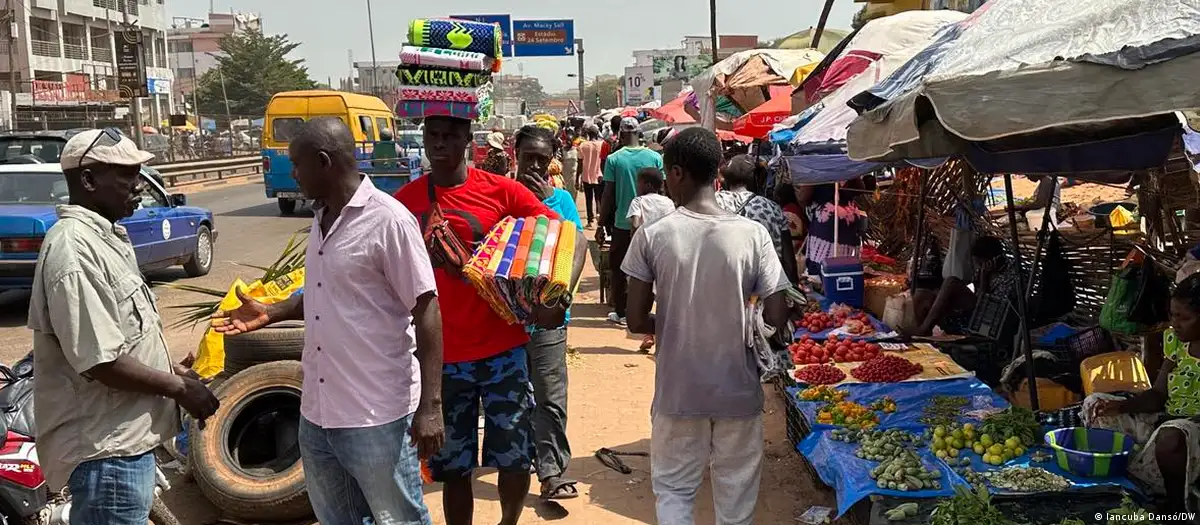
[594, 447, 648, 475]
[540, 477, 579, 500]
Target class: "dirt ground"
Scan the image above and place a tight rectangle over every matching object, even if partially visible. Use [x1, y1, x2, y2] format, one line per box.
[159, 221, 844, 525]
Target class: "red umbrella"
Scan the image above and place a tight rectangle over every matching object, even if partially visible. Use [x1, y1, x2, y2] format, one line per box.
[620, 107, 639, 117]
[733, 85, 794, 139]
[716, 129, 754, 144]
[650, 93, 696, 124]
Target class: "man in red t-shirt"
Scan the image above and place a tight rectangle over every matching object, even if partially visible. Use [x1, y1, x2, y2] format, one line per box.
[395, 115, 586, 525]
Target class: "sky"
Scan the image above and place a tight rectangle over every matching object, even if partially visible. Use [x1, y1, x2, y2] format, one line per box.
[175, 0, 857, 93]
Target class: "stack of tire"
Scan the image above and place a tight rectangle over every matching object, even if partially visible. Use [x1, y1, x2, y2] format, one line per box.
[188, 322, 313, 522]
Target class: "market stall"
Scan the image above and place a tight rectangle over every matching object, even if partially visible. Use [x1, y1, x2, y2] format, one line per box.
[689, 48, 825, 130]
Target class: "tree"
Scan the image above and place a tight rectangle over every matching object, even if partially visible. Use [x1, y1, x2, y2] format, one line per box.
[584, 76, 622, 114]
[852, 6, 885, 30]
[195, 29, 315, 123]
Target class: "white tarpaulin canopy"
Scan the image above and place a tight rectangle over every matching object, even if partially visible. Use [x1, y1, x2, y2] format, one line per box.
[690, 48, 826, 128]
[847, 0, 1200, 162]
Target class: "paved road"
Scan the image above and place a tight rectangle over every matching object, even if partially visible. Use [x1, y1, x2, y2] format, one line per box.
[0, 181, 312, 364]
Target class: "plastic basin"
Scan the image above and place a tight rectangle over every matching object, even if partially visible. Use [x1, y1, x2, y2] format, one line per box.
[1044, 427, 1136, 477]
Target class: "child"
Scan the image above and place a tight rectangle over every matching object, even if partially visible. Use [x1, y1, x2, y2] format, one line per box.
[625, 167, 675, 352]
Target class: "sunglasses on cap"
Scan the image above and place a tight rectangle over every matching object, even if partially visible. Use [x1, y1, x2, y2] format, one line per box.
[76, 127, 123, 169]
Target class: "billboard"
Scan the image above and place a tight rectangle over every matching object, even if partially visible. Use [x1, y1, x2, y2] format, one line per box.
[116, 31, 147, 99]
[651, 53, 712, 83]
[623, 66, 653, 106]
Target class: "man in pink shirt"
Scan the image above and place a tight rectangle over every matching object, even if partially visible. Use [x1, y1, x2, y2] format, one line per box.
[576, 124, 605, 227]
[213, 118, 444, 525]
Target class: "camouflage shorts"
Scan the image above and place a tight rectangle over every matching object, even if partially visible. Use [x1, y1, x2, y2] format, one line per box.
[430, 347, 535, 480]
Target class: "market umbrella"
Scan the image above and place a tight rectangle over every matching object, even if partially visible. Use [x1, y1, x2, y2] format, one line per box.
[649, 92, 696, 124]
[770, 27, 851, 56]
[732, 85, 793, 139]
[716, 129, 754, 144]
[846, 0, 1200, 165]
[141, 126, 158, 134]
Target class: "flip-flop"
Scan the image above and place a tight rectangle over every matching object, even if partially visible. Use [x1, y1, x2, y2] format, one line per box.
[540, 477, 579, 500]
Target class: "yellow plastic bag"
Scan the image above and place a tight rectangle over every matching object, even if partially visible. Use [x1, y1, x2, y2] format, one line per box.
[191, 268, 306, 379]
[1109, 205, 1135, 229]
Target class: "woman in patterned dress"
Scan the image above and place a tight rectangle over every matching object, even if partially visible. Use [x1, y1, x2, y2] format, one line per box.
[1084, 273, 1200, 513]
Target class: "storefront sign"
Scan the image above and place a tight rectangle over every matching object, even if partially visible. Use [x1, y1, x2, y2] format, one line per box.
[116, 31, 148, 99]
[29, 80, 121, 105]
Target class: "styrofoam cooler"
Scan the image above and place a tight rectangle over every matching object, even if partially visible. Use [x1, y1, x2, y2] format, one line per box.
[821, 256, 864, 308]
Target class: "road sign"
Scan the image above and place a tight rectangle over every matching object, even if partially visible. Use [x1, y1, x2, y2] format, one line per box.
[623, 66, 653, 105]
[116, 31, 147, 99]
[450, 14, 513, 57]
[512, 19, 574, 57]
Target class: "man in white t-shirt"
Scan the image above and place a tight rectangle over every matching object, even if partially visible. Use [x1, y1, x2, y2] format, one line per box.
[622, 128, 790, 524]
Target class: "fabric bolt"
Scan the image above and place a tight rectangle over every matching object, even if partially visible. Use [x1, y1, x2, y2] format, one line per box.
[395, 65, 491, 88]
[496, 218, 524, 278]
[652, 413, 764, 525]
[544, 222, 577, 304]
[394, 100, 479, 120]
[398, 86, 479, 103]
[526, 216, 551, 279]
[408, 19, 503, 58]
[394, 170, 555, 364]
[68, 452, 157, 525]
[430, 347, 535, 480]
[539, 221, 562, 280]
[463, 217, 516, 324]
[399, 45, 496, 72]
[28, 205, 178, 491]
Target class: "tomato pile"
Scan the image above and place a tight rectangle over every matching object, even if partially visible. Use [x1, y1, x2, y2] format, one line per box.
[788, 335, 884, 365]
[795, 311, 837, 332]
[850, 355, 923, 382]
[793, 303, 876, 336]
[793, 364, 846, 385]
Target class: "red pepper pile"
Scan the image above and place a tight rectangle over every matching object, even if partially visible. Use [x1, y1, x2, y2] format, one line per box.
[788, 335, 884, 365]
[850, 355, 923, 382]
[794, 364, 846, 385]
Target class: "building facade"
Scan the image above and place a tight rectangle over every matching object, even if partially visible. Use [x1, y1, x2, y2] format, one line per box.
[0, 0, 174, 130]
[167, 11, 261, 112]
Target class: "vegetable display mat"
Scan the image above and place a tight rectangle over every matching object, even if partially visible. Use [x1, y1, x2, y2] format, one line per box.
[786, 377, 1004, 431]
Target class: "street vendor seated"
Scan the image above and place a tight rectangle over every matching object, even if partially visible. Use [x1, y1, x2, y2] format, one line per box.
[1082, 273, 1200, 514]
[909, 236, 1019, 336]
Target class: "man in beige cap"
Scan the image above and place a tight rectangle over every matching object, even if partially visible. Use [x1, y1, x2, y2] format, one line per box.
[27, 128, 218, 525]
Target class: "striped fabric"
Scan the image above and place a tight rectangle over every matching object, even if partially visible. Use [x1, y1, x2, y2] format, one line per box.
[398, 86, 479, 103]
[398, 45, 496, 72]
[463, 216, 578, 323]
[408, 19, 503, 58]
[395, 66, 491, 88]
[394, 100, 479, 120]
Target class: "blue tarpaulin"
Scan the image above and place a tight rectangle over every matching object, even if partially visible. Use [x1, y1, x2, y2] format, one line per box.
[788, 377, 1141, 516]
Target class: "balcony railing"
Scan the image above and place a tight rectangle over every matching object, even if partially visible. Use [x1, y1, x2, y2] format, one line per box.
[92, 47, 113, 63]
[31, 39, 61, 58]
[64, 42, 88, 60]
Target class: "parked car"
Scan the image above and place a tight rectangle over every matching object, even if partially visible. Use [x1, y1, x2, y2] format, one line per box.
[0, 163, 216, 291]
[0, 129, 89, 164]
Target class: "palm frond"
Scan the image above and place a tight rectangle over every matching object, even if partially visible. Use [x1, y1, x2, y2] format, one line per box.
[167, 233, 309, 329]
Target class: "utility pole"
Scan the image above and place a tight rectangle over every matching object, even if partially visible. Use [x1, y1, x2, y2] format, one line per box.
[216, 64, 230, 131]
[709, 0, 718, 63]
[812, 0, 837, 50]
[365, 0, 378, 93]
[575, 38, 584, 114]
[190, 34, 200, 136]
[6, 0, 16, 129]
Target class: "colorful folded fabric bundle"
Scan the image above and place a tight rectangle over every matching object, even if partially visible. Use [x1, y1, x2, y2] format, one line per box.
[464, 216, 578, 324]
[408, 19, 503, 59]
[395, 65, 491, 88]
[398, 86, 479, 104]
[394, 100, 479, 120]
[398, 46, 495, 73]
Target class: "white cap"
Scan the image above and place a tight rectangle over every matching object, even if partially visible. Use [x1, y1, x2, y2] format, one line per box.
[60, 129, 155, 169]
[620, 117, 640, 133]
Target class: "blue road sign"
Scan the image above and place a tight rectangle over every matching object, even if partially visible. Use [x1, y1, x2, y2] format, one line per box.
[450, 14, 513, 57]
[512, 19, 575, 57]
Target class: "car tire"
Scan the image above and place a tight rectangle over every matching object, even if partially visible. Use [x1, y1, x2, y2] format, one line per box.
[223, 321, 304, 376]
[190, 360, 311, 522]
[278, 198, 296, 215]
[182, 225, 214, 277]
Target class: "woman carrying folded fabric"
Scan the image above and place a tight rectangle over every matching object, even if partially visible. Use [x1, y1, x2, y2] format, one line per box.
[1083, 273, 1200, 513]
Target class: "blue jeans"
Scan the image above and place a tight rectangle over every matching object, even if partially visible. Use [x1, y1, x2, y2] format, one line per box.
[299, 414, 432, 525]
[68, 451, 156, 525]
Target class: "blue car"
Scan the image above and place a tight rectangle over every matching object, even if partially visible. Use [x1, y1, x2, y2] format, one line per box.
[0, 163, 217, 290]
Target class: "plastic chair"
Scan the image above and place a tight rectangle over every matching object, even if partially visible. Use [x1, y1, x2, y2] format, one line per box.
[1079, 351, 1151, 396]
